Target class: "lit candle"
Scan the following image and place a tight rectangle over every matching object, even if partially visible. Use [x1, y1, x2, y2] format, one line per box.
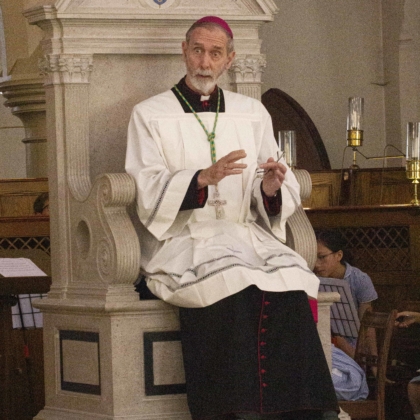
[347, 97, 364, 131]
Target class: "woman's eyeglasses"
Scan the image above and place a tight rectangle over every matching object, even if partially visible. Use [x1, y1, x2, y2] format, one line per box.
[316, 252, 335, 262]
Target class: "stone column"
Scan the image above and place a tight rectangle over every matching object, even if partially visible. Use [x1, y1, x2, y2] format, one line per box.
[0, 76, 46, 177]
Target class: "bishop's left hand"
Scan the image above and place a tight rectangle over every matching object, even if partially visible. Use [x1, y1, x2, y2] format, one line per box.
[259, 157, 287, 197]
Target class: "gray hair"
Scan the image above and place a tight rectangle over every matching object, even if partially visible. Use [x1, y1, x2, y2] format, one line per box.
[185, 22, 235, 54]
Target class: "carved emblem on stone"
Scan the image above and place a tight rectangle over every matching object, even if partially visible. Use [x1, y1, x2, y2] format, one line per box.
[143, 0, 178, 8]
[39, 54, 93, 85]
[229, 54, 267, 83]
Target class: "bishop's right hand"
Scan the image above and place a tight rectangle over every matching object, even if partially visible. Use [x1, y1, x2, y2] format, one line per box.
[197, 149, 247, 188]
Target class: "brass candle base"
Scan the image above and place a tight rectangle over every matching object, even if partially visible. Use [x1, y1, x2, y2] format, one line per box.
[347, 130, 363, 148]
[406, 159, 420, 206]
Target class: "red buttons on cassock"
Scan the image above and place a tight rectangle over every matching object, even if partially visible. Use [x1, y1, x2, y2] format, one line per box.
[261, 355, 266, 360]
[263, 315, 268, 319]
[262, 383, 268, 387]
[261, 328, 267, 333]
[261, 369, 266, 374]
[264, 301, 270, 306]
[260, 341, 266, 346]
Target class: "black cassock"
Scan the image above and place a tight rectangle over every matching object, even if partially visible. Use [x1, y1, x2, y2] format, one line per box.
[179, 287, 338, 420]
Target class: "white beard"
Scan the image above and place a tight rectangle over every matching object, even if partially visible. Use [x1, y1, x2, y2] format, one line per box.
[188, 69, 223, 95]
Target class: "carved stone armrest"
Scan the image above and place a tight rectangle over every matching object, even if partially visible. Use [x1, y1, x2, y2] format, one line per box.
[64, 172, 141, 304]
[285, 169, 316, 270]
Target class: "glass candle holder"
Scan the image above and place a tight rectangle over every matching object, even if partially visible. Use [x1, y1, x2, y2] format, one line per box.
[347, 97, 364, 148]
[406, 122, 420, 161]
[279, 130, 296, 169]
[406, 122, 420, 205]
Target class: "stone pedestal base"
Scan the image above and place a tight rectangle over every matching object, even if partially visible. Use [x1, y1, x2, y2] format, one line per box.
[34, 298, 191, 420]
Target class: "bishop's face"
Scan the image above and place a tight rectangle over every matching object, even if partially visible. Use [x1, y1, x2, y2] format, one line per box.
[182, 26, 235, 95]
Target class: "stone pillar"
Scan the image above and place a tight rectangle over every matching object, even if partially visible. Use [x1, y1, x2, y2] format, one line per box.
[0, 76, 46, 177]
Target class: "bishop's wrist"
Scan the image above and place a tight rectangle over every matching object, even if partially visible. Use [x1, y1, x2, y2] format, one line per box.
[197, 169, 208, 189]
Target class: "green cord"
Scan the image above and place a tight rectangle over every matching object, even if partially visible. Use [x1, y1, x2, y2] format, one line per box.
[174, 85, 220, 165]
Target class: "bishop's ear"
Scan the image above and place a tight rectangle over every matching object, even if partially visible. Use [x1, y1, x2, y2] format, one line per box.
[225, 51, 236, 70]
[181, 41, 188, 61]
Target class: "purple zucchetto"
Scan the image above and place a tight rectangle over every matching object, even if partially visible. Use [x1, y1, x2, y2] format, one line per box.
[194, 16, 233, 39]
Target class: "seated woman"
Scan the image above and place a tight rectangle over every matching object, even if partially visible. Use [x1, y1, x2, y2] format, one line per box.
[314, 230, 378, 401]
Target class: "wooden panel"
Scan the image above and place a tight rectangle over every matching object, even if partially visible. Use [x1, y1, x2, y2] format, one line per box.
[0, 179, 48, 195]
[411, 225, 420, 272]
[307, 168, 414, 208]
[307, 205, 420, 228]
[363, 170, 412, 206]
[0, 194, 40, 218]
[0, 178, 48, 217]
[303, 171, 341, 208]
[305, 184, 333, 208]
[0, 217, 50, 237]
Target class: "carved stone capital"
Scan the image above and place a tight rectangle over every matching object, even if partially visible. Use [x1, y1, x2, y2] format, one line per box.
[229, 54, 267, 84]
[39, 54, 93, 85]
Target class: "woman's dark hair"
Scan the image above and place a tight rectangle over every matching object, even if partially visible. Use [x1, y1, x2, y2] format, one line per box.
[315, 229, 352, 264]
[33, 192, 49, 214]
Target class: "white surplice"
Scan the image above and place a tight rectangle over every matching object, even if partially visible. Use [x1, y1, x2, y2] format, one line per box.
[125, 88, 320, 307]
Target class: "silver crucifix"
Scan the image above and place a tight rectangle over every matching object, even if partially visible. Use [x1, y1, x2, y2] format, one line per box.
[208, 186, 226, 219]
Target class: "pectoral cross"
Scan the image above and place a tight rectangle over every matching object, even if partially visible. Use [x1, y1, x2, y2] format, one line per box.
[208, 186, 226, 219]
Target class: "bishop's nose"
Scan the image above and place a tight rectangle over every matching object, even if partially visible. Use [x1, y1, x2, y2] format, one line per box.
[199, 52, 211, 69]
